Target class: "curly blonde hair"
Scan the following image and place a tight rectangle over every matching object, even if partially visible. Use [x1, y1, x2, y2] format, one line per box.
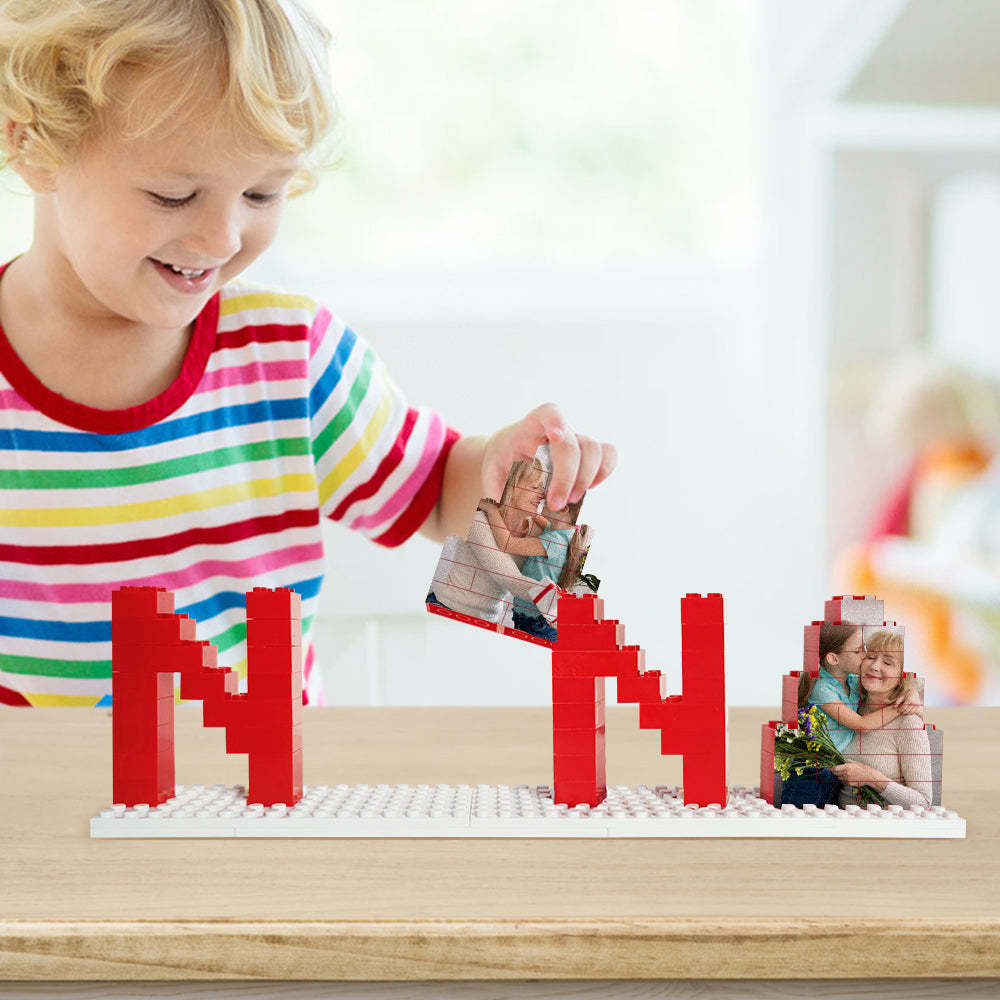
[0, 0, 336, 194]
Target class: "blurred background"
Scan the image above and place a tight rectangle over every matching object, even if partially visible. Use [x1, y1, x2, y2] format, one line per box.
[4, 0, 1000, 707]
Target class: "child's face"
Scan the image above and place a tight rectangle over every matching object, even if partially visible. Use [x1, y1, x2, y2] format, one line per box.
[32, 74, 301, 333]
[825, 628, 865, 676]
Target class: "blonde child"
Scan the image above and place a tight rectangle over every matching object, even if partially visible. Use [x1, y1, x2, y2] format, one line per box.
[0, 0, 616, 706]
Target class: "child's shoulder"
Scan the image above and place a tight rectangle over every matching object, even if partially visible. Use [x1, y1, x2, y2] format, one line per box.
[217, 278, 329, 328]
[808, 673, 851, 704]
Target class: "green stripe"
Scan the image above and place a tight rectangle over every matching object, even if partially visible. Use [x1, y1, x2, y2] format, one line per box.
[0, 615, 315, 679]
[0, 438, 309, 490]
[2, 615, 314, 678]
[0, 653, 110, 678]
[312, 348, 376, 464]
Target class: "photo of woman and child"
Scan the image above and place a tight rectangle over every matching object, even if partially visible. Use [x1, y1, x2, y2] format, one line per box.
[782, 624, 935, 809]
[426, 447, 594, 642]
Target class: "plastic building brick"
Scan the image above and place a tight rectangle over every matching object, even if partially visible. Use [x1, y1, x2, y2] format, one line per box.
[90, 783, 966, 839]
[825, 595, 885, 625]
[425, 599, 555, 648]
[550, 592, 727, 809]
[111, 586, 303, 809]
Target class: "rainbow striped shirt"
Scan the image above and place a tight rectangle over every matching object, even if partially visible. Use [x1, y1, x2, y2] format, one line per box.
[0, 275, 457, 707]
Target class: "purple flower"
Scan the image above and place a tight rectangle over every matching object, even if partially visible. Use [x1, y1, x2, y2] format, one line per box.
[797, 707, 813, 736]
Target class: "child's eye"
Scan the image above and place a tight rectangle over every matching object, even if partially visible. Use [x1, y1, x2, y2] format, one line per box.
[244, 191, 280, 205]
[148, 192, 195, 208]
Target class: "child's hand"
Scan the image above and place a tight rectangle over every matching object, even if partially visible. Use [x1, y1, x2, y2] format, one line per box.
[482, 403, 617, 511]
[892, 694, 924, 720]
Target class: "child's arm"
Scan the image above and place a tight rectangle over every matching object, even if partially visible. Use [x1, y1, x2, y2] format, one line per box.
[420, 404, 617, 543]
[816, 700, 922, 732]
[479, 503, 546, 557]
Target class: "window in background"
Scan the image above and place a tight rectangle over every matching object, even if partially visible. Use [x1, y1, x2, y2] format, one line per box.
[0, 2, 762, 276]
[260, 0, 763, 280]
[930, 171, 1000, 376]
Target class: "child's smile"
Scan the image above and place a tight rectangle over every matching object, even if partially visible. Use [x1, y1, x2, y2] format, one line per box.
[12, 70, 301, 341]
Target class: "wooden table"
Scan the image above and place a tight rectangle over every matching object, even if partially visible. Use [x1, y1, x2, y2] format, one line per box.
[1, 704, 998, 997]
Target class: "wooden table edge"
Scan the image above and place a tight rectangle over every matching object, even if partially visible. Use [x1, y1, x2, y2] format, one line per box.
[2, 918, 999, 980]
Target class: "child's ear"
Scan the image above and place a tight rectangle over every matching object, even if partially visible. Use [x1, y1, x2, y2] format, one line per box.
[4, 120, 57, 193]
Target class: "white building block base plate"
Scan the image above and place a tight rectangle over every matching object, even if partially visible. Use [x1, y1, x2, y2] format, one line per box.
[90, 783, 966, 838]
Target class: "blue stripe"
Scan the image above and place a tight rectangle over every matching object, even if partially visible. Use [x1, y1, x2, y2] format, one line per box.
[309, 326, 357, 419]
[0, 398, 307, 454]
[0, 577, 325, 644]
[0, 615, 110, 642]
[178, 576, 322, 623]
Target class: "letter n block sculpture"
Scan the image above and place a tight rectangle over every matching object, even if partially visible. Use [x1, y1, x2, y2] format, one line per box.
[111, 586, 303, 808]
[551, 592, 727, 808]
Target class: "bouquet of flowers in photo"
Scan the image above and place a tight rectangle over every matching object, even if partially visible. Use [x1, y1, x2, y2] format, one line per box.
[774, 705, 886, 808]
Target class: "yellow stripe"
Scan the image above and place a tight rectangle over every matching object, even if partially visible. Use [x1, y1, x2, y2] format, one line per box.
[0, 474, 317, 527]
[219, 291, 315, 316]
[318, 383, 393, 507]
[26, 692, 102, 707]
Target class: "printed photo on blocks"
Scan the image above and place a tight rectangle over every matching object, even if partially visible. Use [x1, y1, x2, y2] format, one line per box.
[426, 445, 596, 645]
[774, 605, 941, 811]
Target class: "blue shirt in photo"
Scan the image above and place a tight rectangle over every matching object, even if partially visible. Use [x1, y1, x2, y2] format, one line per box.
[808, 667, 861, 754]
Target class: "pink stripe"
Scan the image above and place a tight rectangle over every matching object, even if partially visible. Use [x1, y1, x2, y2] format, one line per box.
[197, 359, 307, 393]
[348, 412, 445, 532]
[0, 388, 33, 410]
[0, 543, 323, 604]
[308, 307, 333, 360]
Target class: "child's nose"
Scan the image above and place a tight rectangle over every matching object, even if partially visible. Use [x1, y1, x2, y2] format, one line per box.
[187, 204, 242, 261]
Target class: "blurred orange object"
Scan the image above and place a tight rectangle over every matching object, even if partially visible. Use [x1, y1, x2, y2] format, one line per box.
[843, 438, 993, 704]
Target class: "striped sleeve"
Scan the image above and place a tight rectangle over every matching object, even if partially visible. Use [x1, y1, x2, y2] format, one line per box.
[307, 307, 459, 545]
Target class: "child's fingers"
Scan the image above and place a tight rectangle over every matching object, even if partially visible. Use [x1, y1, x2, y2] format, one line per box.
[481, 460, 508, 503]
[517, 402, 570, 451]
[565, 435, 603, 504]
[481, 403, 568, 500]
[588, 441, 619, 491]
[481, 403, 616, 511]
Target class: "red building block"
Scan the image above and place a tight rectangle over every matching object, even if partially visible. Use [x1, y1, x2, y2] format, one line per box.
[111, 585, 303, 808]
[760, 721, 779, 804]
[550, 591, 727, 809]
[782, 671, 810, 725]
[555, 593, 605, 625]
[554, 621, 626, 651]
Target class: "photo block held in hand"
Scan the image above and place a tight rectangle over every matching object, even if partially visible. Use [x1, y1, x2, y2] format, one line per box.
[426, 445, 596, 645]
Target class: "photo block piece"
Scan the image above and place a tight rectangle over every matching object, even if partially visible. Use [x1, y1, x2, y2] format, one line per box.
[773, 598, 943, 812]
[426, 445, 596, 645]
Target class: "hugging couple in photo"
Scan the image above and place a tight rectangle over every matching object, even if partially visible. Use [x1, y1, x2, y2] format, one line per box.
[427, 446, 595, 643]
[785, 622, 935, 809]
